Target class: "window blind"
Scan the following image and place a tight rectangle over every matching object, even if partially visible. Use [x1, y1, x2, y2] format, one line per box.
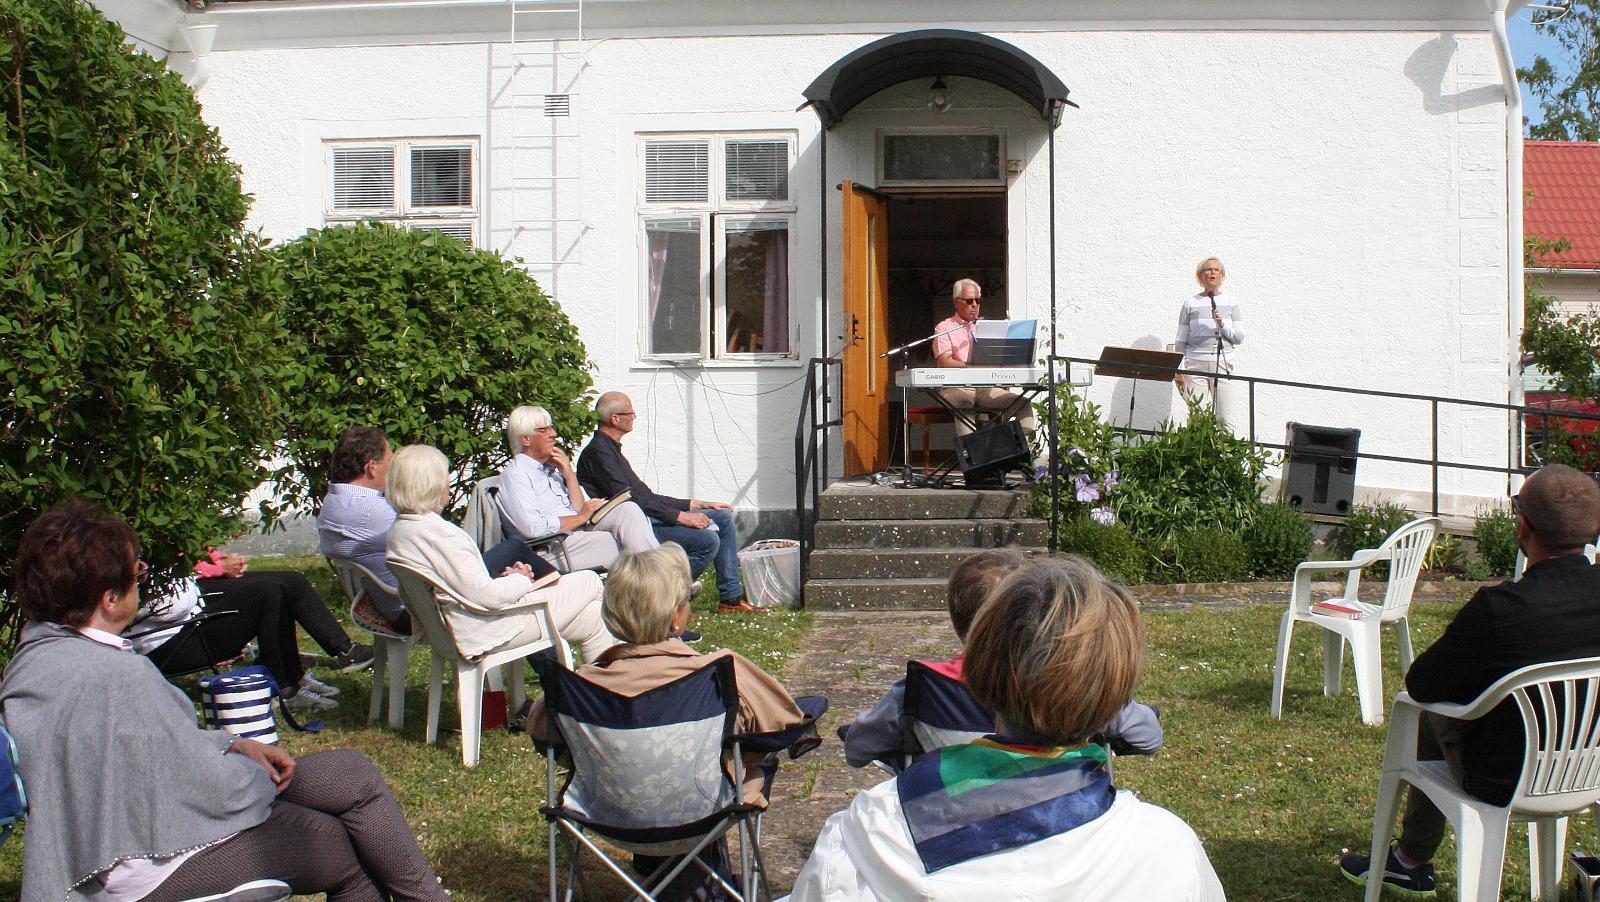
[331, 147, 396, 210]
[644, 140, 710, 204]
[724, 139, 788, 201]
[410, 146, 472, 209]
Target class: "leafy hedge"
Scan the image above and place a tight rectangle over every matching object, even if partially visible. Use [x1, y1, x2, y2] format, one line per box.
[1, 0, 291, 617]
[267, 223, 594, 513]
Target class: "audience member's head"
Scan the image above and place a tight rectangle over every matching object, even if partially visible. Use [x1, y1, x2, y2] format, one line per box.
[15, 500, 140, 627]
[963, 555, 1143, 746]
[946, 547, 1024, 643]
[602, 543, 693, 644]
[386, 444, 450, 516]
[328, 426, 390, 485]
[1517, 464, 1600, 555]
[506, 405, 552, 457]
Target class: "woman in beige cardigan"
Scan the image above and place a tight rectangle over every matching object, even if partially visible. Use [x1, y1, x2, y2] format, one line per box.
[384, 444, 615, 662]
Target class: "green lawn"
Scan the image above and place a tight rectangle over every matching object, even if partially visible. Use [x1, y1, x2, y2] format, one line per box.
[1, 568, 1593, 900]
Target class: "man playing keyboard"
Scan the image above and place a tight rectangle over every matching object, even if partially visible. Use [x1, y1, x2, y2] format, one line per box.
[930, 278, 1039, 439]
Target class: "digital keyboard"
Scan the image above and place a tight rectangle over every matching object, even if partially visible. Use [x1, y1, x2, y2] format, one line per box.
[894, 366, 1050, 388]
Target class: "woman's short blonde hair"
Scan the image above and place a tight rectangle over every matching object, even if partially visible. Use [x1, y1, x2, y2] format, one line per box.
[603, 544, 693, 644]
[386, 444, 450, 515]
[506, 405, 551, 456]
[962, 555, 1144, 745]
[1194, 257, 1224, 280]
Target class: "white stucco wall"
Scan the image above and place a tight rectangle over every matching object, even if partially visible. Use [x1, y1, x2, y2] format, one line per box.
[183, 14, 1513, 518]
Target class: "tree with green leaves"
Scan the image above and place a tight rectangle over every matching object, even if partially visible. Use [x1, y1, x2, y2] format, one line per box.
[1, 0, 297, 632]
[1520, 1, 1600, 140]
[267, 223, 594, 515]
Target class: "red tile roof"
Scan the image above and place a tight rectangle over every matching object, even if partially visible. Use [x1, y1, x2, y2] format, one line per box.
[1526, 141, 1600, 271]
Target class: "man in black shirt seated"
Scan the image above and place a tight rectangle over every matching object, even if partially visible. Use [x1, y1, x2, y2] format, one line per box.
[1340, 464, 1600, 897]
[577, 391, 763, 614]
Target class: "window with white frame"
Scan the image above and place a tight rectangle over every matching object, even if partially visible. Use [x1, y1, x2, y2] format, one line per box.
[639, 132, 795, 359]
[325, 139, 479, 244]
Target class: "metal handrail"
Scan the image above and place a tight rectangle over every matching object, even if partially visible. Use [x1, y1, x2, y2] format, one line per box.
[1048, 354, 1600, 518]
[793, 356, 841, 600]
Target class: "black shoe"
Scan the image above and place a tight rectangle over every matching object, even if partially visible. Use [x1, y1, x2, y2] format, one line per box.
[334, 643, 374, 673]
[1339, 846, 1437, 898]
[672, 628, 704, 643]
[508, 697, 537, 734]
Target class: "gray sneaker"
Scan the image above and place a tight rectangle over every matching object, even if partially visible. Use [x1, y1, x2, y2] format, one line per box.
[301, 671, 341, 697]
[285, 688, 338, 712]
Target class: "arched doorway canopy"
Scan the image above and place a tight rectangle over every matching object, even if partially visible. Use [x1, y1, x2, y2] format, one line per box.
[800, 28, 1076, 130]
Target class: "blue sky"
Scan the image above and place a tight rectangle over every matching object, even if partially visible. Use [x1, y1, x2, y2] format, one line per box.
[1509, 7, 1572, 131]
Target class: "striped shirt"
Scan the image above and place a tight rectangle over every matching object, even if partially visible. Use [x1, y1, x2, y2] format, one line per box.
[1175, 290, 1245, 367]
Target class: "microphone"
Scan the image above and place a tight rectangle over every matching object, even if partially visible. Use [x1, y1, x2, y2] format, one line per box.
[1206, 290, 1217, 315]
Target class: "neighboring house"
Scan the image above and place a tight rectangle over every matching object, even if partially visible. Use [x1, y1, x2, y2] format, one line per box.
[1526, 140, 1600, 320]
[96, 0, 1535, 523]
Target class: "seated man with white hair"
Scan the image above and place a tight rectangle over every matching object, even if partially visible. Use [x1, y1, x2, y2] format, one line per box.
[496, 404, 659, 572]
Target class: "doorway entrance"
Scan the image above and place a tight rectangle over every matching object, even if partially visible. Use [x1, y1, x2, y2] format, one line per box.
[840, 189, 1008, 475]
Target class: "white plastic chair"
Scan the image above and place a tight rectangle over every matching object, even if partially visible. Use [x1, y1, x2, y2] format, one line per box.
[1512, 542, 1598, 579]
[387, 560, 573, 767]
[1361, 657, 1600, 902]
[327, 557, 418, 729]
[1271, 516, 1440, 725]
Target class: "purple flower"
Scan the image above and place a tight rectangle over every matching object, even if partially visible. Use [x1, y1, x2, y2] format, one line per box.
[1102, 470, 1121, 490]
[1089, 506, 1116, 526]
[1033, 465, 1049, 482]
[1074, 476, 1101, 504]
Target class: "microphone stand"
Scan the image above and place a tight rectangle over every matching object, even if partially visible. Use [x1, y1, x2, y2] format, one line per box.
[1208, 291, 1223, 401]
[883, 319, 976, 487]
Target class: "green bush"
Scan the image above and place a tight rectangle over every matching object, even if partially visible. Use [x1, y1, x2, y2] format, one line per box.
[1057, 516, 1148, 586]
[1152, 528, 1251, 584]
[1247, 502, 1315, 579]
[1031, 387, 1122, 524]
[1474, 506, 1519, 578]
[0, 0, 293, 626]
[1116, 396, 1271, 542]
[1424, 533, 1468, 575]
[1334, 501, 1414, 579]
[266, 223, 594, 514]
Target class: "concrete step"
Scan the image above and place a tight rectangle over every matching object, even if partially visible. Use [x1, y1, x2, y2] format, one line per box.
[808, 546, 1048, 580]
[818, 485, 1034, 521]
[813, 518, 1049, 550]
[804, 578, 948, 611]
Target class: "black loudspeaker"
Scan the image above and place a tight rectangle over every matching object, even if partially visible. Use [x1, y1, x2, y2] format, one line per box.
[955, 421, 1030, 488]
[1281, 422, 1361, 515]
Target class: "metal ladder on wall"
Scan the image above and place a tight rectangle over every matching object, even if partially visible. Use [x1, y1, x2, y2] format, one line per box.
[502, 0, 588, 293]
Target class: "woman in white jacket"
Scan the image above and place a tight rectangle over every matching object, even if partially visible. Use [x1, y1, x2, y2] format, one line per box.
[785, 556, 1225, 902]
[384, 444, 615, 663]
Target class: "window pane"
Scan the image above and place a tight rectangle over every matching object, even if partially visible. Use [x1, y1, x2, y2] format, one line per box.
[332, 147, 396, 209]
[644, 141, 710, 204]
[645, 219, 702, 355]
[882, 133, 1001, 182]
[724, 220, 789, 354]
[411, 146, 473, 208]
[725, 139, 788, 201]
[407, 221, 474, 244]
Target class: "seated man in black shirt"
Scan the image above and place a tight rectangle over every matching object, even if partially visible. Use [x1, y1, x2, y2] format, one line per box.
[1340, 463, 1600, 897]
[577, 391, 763, 614]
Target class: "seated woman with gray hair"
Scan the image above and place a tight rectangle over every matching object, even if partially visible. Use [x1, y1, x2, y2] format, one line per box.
[786, 556, 1224, 901]
[526, 544, 826, 899]
[384, 444, 616, 663]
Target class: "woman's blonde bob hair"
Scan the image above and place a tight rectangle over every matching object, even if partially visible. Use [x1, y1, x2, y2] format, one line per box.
[962, 555, 1144, 745]
[1194, 256, 1224, 280]
[385, 444, 450, 515]
[603, 544, 693, 644]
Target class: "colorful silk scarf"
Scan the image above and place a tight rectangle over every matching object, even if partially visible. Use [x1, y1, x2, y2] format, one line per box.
[896, 737, 1114, 873]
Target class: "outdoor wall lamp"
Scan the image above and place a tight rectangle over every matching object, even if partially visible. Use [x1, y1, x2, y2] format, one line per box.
[927, 77, 951, 113]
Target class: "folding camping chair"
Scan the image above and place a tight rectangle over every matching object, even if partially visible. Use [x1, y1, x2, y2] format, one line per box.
[873, 659, 997, 774]
[533, 656, 771, 901]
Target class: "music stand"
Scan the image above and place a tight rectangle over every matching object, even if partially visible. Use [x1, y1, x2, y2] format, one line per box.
[1095, 346, 1184, 429]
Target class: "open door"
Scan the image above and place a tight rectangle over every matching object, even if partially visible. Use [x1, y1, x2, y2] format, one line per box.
[841, 181, 891, 476]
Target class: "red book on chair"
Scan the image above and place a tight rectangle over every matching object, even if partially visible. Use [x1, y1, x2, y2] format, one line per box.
[1311, 601, 1362, 620]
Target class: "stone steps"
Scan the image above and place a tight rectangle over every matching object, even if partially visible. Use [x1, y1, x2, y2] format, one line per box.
[803, 482, 1048, 611]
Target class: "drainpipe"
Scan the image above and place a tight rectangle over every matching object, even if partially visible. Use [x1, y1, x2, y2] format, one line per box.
[1488, 0, 1525, 489]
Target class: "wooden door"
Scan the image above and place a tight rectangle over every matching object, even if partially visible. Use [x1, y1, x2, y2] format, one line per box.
[841, 181, 890, 476]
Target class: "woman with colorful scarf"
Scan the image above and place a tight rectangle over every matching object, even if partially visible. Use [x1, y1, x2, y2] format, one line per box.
[785, 556, 1225, 901]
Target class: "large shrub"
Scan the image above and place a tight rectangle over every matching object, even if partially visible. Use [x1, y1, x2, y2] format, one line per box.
[0, 1, 291, 619]
[268, 223, 594, 512]
[1152, 528, 1251, 584]
[1247, 502, 1316, 579]
[1032, 387, 1122, 524]
[1115, 396, 1271, 542]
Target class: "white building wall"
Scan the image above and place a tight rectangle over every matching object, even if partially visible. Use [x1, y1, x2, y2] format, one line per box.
[189, 19, 1513, 520]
